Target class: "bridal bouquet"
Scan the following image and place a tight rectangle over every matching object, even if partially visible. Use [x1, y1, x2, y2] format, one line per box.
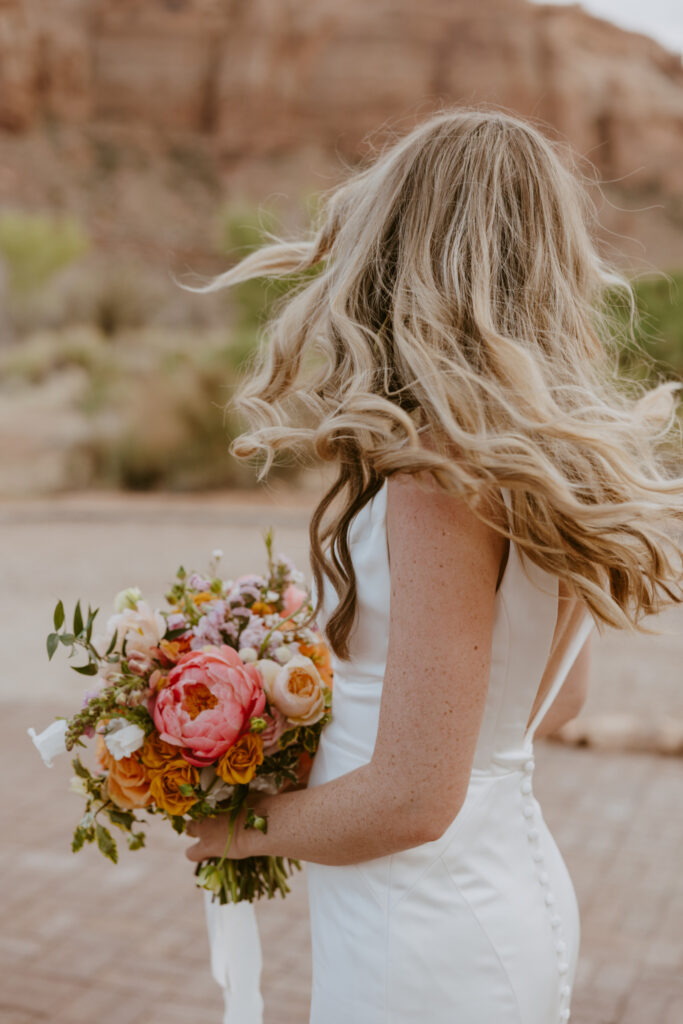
[28, 533, 332, 906]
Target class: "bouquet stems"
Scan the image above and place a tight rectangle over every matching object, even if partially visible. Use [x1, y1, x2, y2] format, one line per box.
[195, 792, 302, 904]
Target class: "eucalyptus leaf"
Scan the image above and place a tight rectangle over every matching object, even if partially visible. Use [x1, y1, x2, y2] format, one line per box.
[46, 632, 59, 660]
[72, 662, 98, 676]
[53, 600, 65, 630]
[105, 628, 119, 656]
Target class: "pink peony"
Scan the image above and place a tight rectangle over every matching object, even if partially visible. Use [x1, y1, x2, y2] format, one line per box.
[151, 644, 266, 767]
[281, 583, 307, 618]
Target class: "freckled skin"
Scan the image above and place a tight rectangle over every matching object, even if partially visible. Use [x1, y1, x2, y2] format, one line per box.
[185, 472, 589, 866]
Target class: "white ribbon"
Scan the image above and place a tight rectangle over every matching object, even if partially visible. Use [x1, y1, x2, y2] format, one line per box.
[203, 890, 264, 1024]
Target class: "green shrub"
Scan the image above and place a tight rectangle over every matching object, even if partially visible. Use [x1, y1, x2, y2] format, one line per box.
[0, 210, 88, 294]
[607, 272, 683, 382]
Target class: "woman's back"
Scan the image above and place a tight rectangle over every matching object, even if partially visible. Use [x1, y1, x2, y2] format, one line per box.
[306, 478, 593, 1024]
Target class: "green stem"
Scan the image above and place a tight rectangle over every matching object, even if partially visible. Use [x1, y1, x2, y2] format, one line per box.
[257, 599, 307, 657]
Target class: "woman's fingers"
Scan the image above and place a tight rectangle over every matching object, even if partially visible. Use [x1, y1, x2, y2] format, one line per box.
[185, 820, 198, 837]
[185, 839, 205, 862]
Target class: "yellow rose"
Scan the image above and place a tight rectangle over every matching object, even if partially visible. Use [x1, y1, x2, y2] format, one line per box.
[148, 759, 199, 815]
[216, 733, 264, 785]
[140, 731, 185, 771]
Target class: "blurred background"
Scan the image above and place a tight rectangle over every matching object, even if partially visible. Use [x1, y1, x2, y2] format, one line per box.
[1, 2, 682, 1024]
[0, 0, 682, 496]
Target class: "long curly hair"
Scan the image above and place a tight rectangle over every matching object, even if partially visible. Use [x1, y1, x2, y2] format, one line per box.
[181, 107, 683, 660]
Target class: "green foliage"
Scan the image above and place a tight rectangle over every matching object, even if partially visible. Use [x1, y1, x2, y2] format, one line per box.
[606, 272, 683, 381]
[0, 210, 88, 294]
[95, 823, 118, 864]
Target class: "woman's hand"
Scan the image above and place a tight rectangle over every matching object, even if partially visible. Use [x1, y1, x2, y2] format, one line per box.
[184, 803, 255, 862]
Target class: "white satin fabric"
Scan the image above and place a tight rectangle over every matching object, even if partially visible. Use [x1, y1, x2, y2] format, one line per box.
[204, 893, 264, 1024]
[305, 479, 593, 1024]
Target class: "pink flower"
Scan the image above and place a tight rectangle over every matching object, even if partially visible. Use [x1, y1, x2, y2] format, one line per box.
[151, 644, 266, 767]
[281, 584, 307, 618]
[261, 705, 288, 754]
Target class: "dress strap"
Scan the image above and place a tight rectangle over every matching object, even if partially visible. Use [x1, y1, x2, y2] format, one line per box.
[500, 486, 595, 749]
[522, 608, 594, 747]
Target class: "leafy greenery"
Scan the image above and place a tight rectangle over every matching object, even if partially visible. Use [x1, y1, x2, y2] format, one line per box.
[0, 210, 88, 294]
[615, 272, 683, 381]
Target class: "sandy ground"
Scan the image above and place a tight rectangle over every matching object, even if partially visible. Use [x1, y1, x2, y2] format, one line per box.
[2, 490, 682, 1024]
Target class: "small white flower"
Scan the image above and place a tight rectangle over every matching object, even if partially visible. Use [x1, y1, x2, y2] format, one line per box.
[291, 570, 305, 585]
[266, 590, 279, 603]
[249, 774, 281, 795]
[27, 719, 68, 768]
[103, 718, 145, 761]
[203, 780, 235, 809]
[238, 646, 258, 663]
[212, 548, 223, 560]
[69, 775, 89, 796]
[273, 645, 293, 665]
[113, 586, 142, 613]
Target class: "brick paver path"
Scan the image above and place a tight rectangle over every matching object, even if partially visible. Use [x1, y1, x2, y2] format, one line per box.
[2, 492, 682, 1024]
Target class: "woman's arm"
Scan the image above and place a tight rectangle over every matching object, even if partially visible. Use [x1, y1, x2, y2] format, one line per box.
[185, 473, 506, 867]
[534, 636, 591, 739]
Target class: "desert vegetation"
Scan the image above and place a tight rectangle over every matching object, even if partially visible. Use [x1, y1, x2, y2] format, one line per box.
[0, 205, 681, 495]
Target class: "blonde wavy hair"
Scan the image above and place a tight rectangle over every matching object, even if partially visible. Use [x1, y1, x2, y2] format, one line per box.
[182, 107, 683, 659]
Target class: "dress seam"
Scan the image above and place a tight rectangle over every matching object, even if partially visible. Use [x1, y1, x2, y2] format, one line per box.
[438, 855, 525, 1024]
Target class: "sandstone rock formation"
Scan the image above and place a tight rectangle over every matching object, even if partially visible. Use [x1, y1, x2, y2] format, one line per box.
[0, 0, 681, 267]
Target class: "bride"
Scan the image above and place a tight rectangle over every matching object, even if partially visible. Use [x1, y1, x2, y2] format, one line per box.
[184, 108, 683, 1023]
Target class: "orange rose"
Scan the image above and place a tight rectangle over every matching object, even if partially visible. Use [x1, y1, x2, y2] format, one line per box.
[96, 735, 152, 810]
[298, 641, 333, 689]
[216, 733, 264, 785]
[148, 759, 199, 815]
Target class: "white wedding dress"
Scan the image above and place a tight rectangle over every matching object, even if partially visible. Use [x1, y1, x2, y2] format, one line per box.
[306, 478, 594, 1024]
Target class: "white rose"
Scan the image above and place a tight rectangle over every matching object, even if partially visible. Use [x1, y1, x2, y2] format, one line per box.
[254, 658, 280, 699]
[27, 719, 68, 768]
[102, 718, 145, 761]
[268, 654, 326, 727]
